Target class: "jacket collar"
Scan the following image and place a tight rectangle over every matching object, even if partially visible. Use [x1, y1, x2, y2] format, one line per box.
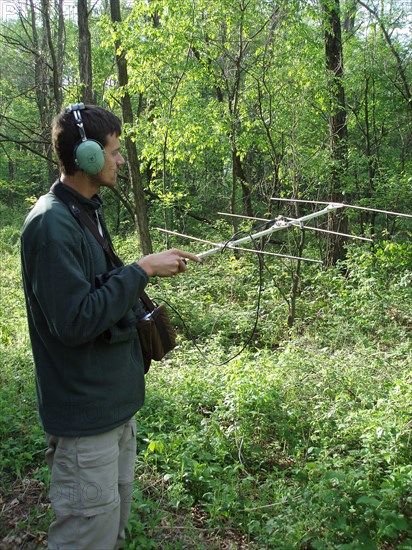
[51, 180, 103, 212]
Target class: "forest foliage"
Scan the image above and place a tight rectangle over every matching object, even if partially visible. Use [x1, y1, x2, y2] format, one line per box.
[0, 0, 411, 241]
[0, 0, 411, 548]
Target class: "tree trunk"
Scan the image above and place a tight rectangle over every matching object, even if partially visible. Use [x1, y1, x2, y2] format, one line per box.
[30, 0, 56, 184]
[322, 0, 349, 266]
[343, 0, 357, 32]
[287, 229, 305, 328]
[78, 0, 94, 104]
[41, 0, 62, 110]
[57, 0, 65, 96]
[109, 0, 153, 255]
[233, 148, 253, 217]
[230, 149, 239, 238]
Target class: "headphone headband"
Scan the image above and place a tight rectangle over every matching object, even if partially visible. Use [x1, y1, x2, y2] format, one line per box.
[67, 104, 87, 141]
[66, 102, 85, 113]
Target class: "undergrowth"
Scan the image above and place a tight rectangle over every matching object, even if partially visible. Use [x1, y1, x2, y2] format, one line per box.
[1, 207, 411, 548]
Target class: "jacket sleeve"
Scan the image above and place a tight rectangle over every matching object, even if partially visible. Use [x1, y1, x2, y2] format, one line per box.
[21, 199, 148, 347]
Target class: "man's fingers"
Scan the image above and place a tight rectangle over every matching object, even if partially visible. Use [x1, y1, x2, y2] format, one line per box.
[172, 249, 202, 263]
[137, 248, 201, 277]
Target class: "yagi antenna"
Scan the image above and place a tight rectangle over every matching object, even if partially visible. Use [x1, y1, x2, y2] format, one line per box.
[157, 198, 399, 262]
[196, 203, 344, 259]
[271, 197, 412, 219]
[155, 228, 323, 263]
[156, 203, 345, 261]
[218, 212, 373, 242]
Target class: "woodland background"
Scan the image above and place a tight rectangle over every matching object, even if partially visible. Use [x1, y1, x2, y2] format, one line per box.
[0, 0, 411, 548]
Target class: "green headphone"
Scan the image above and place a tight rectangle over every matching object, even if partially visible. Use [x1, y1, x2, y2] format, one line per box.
[66, 103, 105, 175]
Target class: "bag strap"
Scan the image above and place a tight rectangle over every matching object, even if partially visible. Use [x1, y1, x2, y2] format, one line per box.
[140, 292, 156, 312]
[51, 181, 153, 304]
[51, 181, 122, 269]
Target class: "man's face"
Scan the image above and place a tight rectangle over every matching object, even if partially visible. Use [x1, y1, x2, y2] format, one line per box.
[97, 133, 125, 188]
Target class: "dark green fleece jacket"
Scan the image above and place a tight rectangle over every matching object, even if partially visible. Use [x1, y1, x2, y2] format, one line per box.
[21, 184, 147, 436]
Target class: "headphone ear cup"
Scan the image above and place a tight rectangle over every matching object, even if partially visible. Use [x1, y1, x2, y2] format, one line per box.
[74, 140, 105, 175]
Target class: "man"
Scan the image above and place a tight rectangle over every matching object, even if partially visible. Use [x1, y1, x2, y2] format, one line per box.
[20, 104, 199, 549]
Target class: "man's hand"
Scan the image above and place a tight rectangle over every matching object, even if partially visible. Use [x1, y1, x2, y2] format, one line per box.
[137, 248, 201, 277]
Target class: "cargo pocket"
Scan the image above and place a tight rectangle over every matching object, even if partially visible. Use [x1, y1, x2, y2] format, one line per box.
[49, 443, 77, 516]
[75, 443, 120, 517]
[118, 418, 137, 485]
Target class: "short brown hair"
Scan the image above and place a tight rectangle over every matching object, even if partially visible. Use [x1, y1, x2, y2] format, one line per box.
[52, 104, 122, 175]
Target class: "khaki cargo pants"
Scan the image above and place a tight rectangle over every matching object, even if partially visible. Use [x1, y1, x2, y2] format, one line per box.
[45, 417, 136, 550]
